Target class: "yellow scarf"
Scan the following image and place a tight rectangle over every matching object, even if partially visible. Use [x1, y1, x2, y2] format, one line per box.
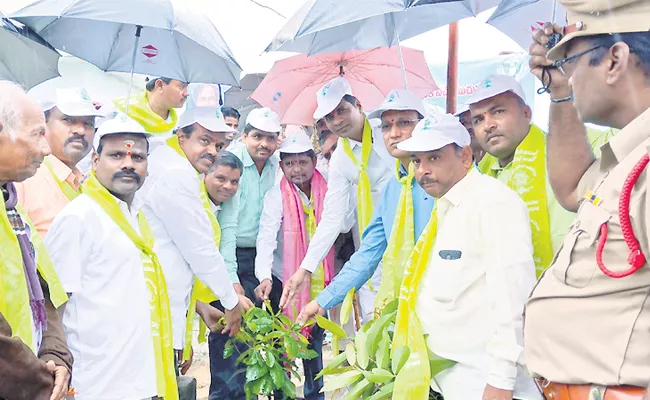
[375, 161, 415, 311]
[341, 119, 374, 237]
[303, 196, 325, 300]
[83, 174, 178, 400]
[165, 135, 223, 358]
[113, 91, 179, 133]
[0, 200, 68, 353]
[43, 157, 81, 201]
[478, 124, 553, 276]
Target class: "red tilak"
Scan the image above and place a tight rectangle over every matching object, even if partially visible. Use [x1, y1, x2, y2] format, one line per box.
[596, 154, 649, 278]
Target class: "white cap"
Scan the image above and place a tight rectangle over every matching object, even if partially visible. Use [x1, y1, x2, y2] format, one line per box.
[178, 107, 237, 134]
[466, 75, 526, 106]
[93, 114, 150, 150]
[397, 114, 470, 153]
[246, 107, 281, 133]
[313, 77, 353, 120]
[367, 90, 426, 120]
[279, 133, 314, 154]
[40, 88, 104, 117]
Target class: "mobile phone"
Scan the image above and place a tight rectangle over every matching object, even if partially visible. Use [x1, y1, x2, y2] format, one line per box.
[545, 32, 562, 49]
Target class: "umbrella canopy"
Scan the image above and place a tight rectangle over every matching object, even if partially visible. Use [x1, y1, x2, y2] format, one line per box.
[265, 0, 500, 55]
[225, 73, 266, 109]
[11, 0, 242, 85]
[251, 46, 438, 126]
[487, 0, 566, 50]
[0, 11, 60, 88]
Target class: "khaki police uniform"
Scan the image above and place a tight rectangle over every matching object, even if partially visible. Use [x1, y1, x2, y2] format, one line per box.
[525, 0, 650, 399]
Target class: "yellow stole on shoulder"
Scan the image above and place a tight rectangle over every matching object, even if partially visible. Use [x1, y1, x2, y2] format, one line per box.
[113, 91, 178, 133]
[478, 124, 553, 276]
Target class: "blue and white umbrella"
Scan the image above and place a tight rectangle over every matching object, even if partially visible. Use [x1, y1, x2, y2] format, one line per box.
[11, 0, 243, 108]
[0, 11, 60, 88]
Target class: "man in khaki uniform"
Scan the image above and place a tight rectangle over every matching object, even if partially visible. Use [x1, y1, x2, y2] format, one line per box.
[526, 0, 650, 398]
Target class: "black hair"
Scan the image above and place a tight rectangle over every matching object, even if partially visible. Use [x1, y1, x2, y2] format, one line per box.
[318, 129, 335, 146]
[96, 133, 149, 155]
[221, 106, 240, 120]
[210, 150, 243, 173]
[587, 32, 650, 79]
[44, 109, 51, 122]
[180, 124, 195, 138]
[145, 77, 173, 92]
[280, 149, 316, 161]
[341, 94, 359, 106]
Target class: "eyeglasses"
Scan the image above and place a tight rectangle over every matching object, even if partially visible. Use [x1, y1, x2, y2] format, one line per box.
[381, 119, 421, 133]
[553, 46, 603, 76]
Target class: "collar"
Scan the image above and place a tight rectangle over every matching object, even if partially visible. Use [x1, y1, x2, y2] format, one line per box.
[48, 155, 82, 187]
[440, 168, 480, 208]
[600, 106, 650, 170]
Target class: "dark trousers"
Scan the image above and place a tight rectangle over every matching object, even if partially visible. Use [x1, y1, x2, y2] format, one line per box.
[208, 248, 324, 399]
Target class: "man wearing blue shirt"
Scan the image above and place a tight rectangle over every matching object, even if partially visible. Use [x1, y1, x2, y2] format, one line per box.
[296, 90, 436, 320]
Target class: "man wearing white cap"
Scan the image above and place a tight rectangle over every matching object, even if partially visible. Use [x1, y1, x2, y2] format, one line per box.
[137, 107, 246, 367]
[45, 115, 179, 400]
[228, 107, 281, 301]
[15, 87, 103, 237]
[468, 74, 573, 277]
[281, 77, 394, 322]
[388, 114, 540, 400]
[252, 133, 330, 399]
[455, 104, 485, 163]
[296, 89, 435, 322]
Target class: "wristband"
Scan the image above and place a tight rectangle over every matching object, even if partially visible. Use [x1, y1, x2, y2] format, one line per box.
[550, 95, 572, 103]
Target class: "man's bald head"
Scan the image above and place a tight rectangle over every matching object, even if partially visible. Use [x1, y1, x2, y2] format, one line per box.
[0, 80, 50, 184]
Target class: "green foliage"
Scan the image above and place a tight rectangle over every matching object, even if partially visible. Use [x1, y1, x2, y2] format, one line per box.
[224, 301, 317, 400]
[316, 299, 455, 398]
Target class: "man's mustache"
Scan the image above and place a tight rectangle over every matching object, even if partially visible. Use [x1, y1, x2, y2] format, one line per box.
[112, 169, 141, 183]
[64, 135, 89, 148]
[201, 153, 216, 163]
[419, 176, 437, 186]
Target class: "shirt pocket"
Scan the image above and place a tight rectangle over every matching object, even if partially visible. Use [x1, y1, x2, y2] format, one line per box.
[552, 202, 611, 288]
[428, 256, 464, 303]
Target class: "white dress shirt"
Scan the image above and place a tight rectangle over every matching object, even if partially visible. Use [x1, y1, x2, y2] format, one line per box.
[416, 169, 541, 400]
[298, 124, 394, 273]
[137, 145, 239, 349]
[46, 194, 157, 400]
[255, 183, 312, 283]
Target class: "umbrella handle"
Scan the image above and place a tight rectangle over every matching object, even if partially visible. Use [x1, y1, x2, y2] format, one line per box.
[125, 25, 143, 115]
[391, 14, 409, 90]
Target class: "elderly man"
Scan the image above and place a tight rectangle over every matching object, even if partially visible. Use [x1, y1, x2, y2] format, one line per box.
[0, 80, 72, 400]
[114, 77, 189, 149]
[524, 0, 650, 398]
[45, 115, 178, 400]
[391, 114, 540, 400]
[15, 88, 103, 237]
[281, 77, 394, 322]
[138, 107, 247, 369]
[468, 75, 574, 276]
[297, 89, 434, 320]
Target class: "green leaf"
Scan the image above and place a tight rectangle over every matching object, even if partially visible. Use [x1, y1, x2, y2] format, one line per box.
[340, 288, 355, 325]
[367, 382, 394, 400]
[285, 336, 300, 359]
[363, 368, 394, 384]
[345, 342, 356, 366]
[316, 350, 348, 379]
[332, 335, 341, 355]
[391, 346, 410, 375]
[381, 299, 398, 317]
[270, 363, 285, 387]
[256, 317, 274, 334]
[260, 376, 275, 396]
[264, 350, 276, 368]
[355, 331, 369, 369]
[320, 370, 363, 393]
[375, 329, 391, 370]
[316, 315, 347, 338]
[429, 350, 457, 376]
[345, 378, 373, 400]
[245, 362, 268, 382]
[223, 340, 234, 359]
[283, 379, 297, 399]
[298, 348, 319, 360]
[245, 378, 264, 400]
[365, 311, 396, 356]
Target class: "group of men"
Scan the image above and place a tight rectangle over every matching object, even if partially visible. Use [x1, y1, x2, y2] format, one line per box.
[4, 1, 650, 400]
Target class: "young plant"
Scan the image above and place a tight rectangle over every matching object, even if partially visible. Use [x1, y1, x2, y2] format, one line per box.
[224, 301, 318, 400]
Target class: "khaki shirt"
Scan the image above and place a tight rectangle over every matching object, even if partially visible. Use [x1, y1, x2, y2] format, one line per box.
[525, 107, 650, 386]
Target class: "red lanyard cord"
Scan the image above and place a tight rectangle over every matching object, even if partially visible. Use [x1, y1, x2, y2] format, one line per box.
[596, 154, 649, 278]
